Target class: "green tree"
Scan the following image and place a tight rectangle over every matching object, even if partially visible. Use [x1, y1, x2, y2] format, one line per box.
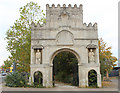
[2, 56, 13, 70]
[5, 2, 45, 72]
[99, 38, 117, 80]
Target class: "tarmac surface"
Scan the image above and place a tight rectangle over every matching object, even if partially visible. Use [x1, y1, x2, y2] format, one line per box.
[1, 77, 119, 92]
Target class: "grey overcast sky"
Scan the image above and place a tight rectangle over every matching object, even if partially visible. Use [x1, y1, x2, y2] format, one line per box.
[0, 0, 119, 66]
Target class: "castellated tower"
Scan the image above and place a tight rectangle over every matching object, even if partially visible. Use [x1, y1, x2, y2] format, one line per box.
[46, 4, 83, 28]
[30, 4, 101, 88]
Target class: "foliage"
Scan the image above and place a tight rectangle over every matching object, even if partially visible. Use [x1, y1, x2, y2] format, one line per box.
[34, 71, 42, 85]
[5, 2, 45, 72]
[5, 71, 27, 87]
[99, 38, 117, 79]
[53, 51, 79, 86]
[88, 70, 98, 88]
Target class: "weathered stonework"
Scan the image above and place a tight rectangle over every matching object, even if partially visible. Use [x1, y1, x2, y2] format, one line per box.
[30, 4, 102, 88]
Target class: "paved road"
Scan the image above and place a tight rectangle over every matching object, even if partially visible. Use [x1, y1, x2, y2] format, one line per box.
[0, 76, 6, 84]
[1, 86, 118, 91]
[1, 77, 119, 91]
[2, 80, 119, 91]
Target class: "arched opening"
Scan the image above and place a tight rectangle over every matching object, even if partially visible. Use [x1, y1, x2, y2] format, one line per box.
[88, 70, 97, 87]
[52, 51, 79, 87]
[34, 71, 43, 85]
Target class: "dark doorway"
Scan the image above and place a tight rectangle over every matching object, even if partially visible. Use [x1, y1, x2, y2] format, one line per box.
[88, 70, 97, 87]
[53, 51, 79, 86]
[34, 71, 43, 85]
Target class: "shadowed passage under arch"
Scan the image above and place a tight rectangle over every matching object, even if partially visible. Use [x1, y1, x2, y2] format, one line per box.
[52, 51, 79, 86]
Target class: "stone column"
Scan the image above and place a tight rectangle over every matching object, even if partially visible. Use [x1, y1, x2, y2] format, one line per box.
[43, 67, 52, 87]
[78, 65, 87, 87]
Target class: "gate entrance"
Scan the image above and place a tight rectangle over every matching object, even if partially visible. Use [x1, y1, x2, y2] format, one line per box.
[30, 4, 102, 88]
[53, 51, 79, 87]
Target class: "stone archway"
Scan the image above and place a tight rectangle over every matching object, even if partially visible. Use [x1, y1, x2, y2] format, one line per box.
[88, 69, 97, 87]
[30, 4, 102, 88]
[50, 48, 80, 87]
[50, 48, 80, 65]
[34, 71, 43, 85]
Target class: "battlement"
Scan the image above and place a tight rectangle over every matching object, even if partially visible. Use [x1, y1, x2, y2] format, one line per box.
[31, 4, 97, 31]
[46, 4, 83, 16]
[83, 23, 97, 30]
[46, 4, 83, 9]
[46, 4, 83, 28]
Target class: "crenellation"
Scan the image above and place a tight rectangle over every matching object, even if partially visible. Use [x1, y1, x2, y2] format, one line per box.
[93, 23, 97, 28]
[46, 4, 49, 10]
[57, 4, 60, 8]
[88, 22, 92, 27]
[82, 22, 98, 30]
[83, 23, 87, 28]
[63, 4, 66, 8]
[31, 22, 35, 27]
[68, 4, 71, 7]
[74, 4, 77, 8]
[52, 4, 55, 8]
[79, 4, 83, 9]
[37, 22, 40, 27]
[46, 4, 83, 10]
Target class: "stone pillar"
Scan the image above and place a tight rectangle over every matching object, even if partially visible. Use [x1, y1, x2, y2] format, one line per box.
[50, 64, 53, 87]
[97, 73, 102, 87]
[31, 48, 35, 64]
[42, 67, 53, 87]
[29, 69, 34, 85]
[78, 65, 87, 87]
[96, 48, 99, 64]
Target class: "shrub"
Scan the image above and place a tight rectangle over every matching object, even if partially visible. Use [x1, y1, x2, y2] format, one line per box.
[55, 72, 72, 83]
[5, 71, 27, 87]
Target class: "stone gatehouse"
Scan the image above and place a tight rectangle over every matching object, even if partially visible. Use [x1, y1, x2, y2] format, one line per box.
[30, 4, 102, 87]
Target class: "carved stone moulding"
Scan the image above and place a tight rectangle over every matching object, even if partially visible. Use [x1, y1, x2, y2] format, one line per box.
[32, 45, 44, 50]
[86, 44, 98, 49]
